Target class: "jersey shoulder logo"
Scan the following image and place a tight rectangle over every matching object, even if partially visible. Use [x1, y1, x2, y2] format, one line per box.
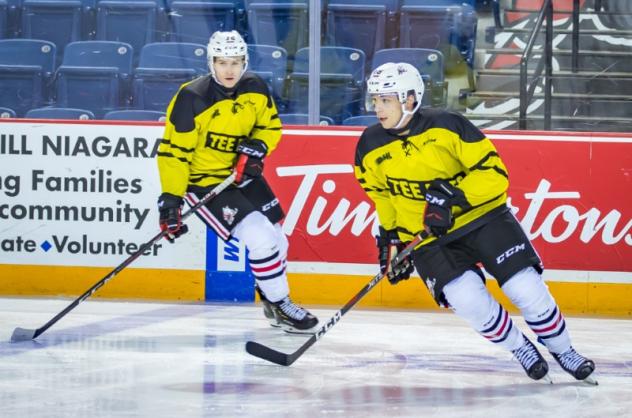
[375, 152, 391, 166]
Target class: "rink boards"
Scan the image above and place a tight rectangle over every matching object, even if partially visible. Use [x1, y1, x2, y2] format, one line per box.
[0, 120, 631, 316]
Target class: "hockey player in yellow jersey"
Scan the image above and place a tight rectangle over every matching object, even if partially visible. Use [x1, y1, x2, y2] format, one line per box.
[354, 62, 595, 383]
[156, 30, 318, 334]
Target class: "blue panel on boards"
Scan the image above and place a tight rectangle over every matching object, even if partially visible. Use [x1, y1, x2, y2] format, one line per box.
[205, 229, 254, 302]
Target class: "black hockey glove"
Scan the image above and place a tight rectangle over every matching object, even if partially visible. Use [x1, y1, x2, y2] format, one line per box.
[423, 180, 468, 238]
[376, 227, 414, 285]
[234, 138, 267, 184]
[158, 193, 188, 243]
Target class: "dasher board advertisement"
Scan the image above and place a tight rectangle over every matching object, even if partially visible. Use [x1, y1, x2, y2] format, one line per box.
[1, 121, 631, 285]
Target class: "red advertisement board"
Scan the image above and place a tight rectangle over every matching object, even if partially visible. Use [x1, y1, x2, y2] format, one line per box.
[266, 129, 632, 274]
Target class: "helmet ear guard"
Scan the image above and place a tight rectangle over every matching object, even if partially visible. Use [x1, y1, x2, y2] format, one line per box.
[365, 62, 425, 128]
[207, 30, 249, 84]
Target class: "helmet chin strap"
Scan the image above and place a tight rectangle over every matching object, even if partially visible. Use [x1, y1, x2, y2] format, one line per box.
[393, 104, 416, 129]
[393, 97, 423, 129]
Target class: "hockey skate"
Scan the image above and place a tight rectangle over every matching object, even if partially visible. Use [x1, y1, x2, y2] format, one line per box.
[255, 285, 280, 328]
[512, 336, 551, 382]
[270, 297, 319, 334]
[551, 347, 597, 385]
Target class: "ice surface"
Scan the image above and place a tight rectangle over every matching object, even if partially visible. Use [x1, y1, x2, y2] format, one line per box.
[1, 298, 630, 418]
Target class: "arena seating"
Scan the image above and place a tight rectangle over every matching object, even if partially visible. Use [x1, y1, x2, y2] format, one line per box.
[286, 46, 365, 123]
[0, 0, 487, 122]
[132, 42, 207, 111]
[0, 39, 56, 116]
[0, 106, 16, 118]
[25, 106, 95, 119]
[167, 0, 236, 44]
[278, 113, 335, 126]
[342, 114, 376, 126]
[20, 0, 83, 59]
[324, 0, 399, 67]
[0, 0, 7, 39]
[246, 1, 308, 67]
[103, 109, 166, 120]
[55, 41, 134, 117]
[96, 1, 159, 63]
[247, 43, 288, 110]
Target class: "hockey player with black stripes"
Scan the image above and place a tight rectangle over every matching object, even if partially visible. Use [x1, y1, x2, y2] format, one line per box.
[155, 30, 318, 334]
[354, 62, 596, 384]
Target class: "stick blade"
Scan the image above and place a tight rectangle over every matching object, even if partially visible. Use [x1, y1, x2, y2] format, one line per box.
[245, 341, 293, 366]
[10, 327, 37, 343]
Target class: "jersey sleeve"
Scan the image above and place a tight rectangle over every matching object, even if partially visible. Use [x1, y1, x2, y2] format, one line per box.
[248, 78, 282, 155]
[156, 87, 199, 197]
[447, 113, 509, 208]
[354, 134, 398, 230]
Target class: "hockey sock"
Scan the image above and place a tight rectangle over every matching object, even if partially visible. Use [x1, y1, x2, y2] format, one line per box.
[233, 212, 289, 302]
[501, 267, 571, 354]
[443, 270, 523, 351]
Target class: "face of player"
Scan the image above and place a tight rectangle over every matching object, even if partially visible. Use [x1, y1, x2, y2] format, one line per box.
[370, 94, 404, 130]
[213, 57, 245, 88]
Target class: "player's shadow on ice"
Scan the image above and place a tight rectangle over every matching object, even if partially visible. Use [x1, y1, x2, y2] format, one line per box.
[1, 303, 236, 355]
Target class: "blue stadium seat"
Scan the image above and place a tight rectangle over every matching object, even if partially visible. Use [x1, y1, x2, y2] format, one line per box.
[55, 41, 134, 117]
[0, 0, 7, 38]
[0, 39, 56, 73]
[0, 106, 16, 118]
[247, 44, 288, 110]
[325, 0, 399, 67]
[399, 1, 477, 68]
[103, 109, 166, 120]
[20, 0, 83, 58]
[96, 1, 159, 62]
[342, 114, 377, 126]
[134, 42, 207, 72]
[372, 48, 447, 107]
[25, 107, 95, 119]
[3, 0, 19, 38]
[0, 39, 56, 116]
[132, 42, 207, 111]
[167, 0, 235, 44]
[246, 2, 308, 65]
[278, 113, 335, 126]
[286, 46, 366, 124]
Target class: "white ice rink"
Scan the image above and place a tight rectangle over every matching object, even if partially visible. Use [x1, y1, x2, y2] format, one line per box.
[1, 297, 631, 418]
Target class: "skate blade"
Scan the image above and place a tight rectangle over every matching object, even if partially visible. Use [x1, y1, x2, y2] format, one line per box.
[540, 373, 553, 384]
[581, 375, 599, 386]
[280, 325, 318, 335]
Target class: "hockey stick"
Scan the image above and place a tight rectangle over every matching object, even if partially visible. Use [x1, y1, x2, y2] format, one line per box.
[10, 173, 237, 343]
[245, 230, 430, 366]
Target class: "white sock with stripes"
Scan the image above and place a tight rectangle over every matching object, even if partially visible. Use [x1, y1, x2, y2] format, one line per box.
[502, 267, 571, 354]
[444, 270, 524, 351]
[233, 212, 289, 302]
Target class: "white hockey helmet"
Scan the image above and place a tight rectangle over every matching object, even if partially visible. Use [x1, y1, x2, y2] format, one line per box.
[207, 30, 249, 83]
[365, 62, 424, 129]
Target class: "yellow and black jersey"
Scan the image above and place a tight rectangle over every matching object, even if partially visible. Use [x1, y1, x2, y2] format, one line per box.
[354, 109, 509, 245]
[157, 72, 282, 197]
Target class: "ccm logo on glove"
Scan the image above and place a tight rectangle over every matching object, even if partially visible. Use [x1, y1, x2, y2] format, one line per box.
[234, 139, 267, 184]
